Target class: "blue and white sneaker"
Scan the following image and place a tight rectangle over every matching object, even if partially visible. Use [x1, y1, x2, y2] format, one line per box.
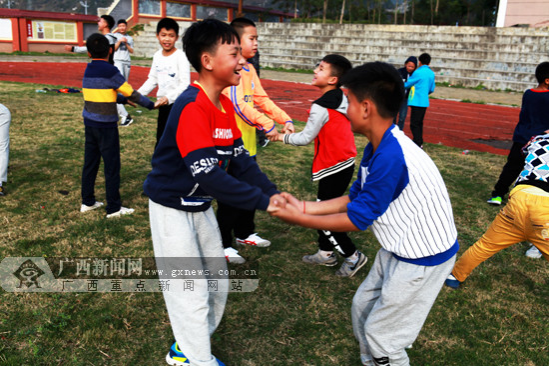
[445, 273, 462, 289]
[166, 342, 226, 366]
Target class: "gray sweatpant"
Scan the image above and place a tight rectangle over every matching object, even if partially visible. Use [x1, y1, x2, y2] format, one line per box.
[149, 200, 228, 366]
[352, 248, 455, 366]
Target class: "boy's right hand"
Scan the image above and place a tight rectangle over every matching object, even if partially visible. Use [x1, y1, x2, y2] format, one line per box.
[266, 194, 287, 213]
[266, 128, 280, 141]
[156, 96, 169, 107]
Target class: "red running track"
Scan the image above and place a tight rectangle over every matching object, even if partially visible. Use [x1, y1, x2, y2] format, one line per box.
[0, 61, 519, 155]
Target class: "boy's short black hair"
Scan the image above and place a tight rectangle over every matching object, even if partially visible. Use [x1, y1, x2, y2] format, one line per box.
[419, 53, 431, 65]
[117, 19, 127, 25]
[101, 15, 115, 30]
[341, 62, 404, 119]
[535, 62, 549, 84]
[157, 17, 179, 35]
[183, 19, 239, 73]
[321, 54, 352, 88]
[230, 17, 256, 37]
[86, 33, 110, 59]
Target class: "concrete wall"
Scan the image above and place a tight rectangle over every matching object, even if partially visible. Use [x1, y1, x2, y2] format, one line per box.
[134, 22, 549, 92]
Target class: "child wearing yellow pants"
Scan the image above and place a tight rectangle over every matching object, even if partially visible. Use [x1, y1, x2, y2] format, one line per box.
[446, 133, 549, 288]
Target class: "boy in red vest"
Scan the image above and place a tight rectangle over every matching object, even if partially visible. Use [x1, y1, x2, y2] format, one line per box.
[275, 54, 366, 277]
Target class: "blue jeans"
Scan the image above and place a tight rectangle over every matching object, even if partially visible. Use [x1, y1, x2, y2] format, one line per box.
[0, 104, 10, 183]
[81, 126, 121, 214]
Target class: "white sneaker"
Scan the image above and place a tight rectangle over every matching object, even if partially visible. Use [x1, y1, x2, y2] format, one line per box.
[80, 201, 104, 213]
[236, 233, 271, 247]
[224, 247, 246, 264]
[525, 244, 542, 259]
[106, 206, 134, 218]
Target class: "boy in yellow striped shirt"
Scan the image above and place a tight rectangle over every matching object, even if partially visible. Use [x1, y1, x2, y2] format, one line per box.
[80, 33, 158, 218]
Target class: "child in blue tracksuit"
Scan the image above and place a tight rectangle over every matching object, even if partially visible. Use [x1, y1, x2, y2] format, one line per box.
[404, 53, 435, 147]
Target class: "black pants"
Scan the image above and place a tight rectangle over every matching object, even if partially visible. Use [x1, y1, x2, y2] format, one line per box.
[317, 165, 356, 257]
[81, 126, 121, 214]
[491, 142, 526, 198]
[156, 104, 173, 149]
[217, 156, 257, 248]
[410, 106, 427, 147]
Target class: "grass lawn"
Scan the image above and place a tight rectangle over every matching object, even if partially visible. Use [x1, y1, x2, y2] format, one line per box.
[0, 81, 547, 365]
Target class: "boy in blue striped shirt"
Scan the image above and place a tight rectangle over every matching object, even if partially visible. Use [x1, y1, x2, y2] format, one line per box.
[80, 33, 157, 218]
[273, 62, 458, 366]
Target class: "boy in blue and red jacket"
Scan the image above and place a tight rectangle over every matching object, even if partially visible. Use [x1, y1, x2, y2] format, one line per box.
[80, 33, 156, 218]
[144, 19, 284, 366]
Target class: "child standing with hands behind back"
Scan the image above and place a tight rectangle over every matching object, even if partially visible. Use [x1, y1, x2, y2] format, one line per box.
[274, 54, 366, 277]
[217, 17, 295, 263]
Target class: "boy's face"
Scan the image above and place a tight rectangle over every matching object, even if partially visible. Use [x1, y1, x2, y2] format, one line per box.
[239, 26, 258, 59]
[345, 90, 366, 134]
[157, 28, 178, 52]
[206, 39, 246, 87]
[405, 61, 416, 74]
[97, 18, 108, 32]
[312, 61, 336, 88]
[118, 23, 127, 34]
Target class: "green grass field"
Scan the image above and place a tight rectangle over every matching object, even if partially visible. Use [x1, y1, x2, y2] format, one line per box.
[0, 81, 547, 365]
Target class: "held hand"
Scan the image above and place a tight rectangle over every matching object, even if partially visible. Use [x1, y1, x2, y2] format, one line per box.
[266, 194, 287, 213]
[282, 122, 295, 134]
[281, 192, 302, 210]
[64, 45, 72, 52]
[120, 37, 127, 43]
[265, 128, 280, 141]
[270, 202, 302, 224]
[156, 96, 169, 107]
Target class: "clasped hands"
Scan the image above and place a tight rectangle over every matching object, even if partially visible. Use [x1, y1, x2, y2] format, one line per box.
[267, 192, 303, 223]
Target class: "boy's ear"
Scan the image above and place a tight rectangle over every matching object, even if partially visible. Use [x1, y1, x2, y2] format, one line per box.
[361, 98, 374, 119]
[328, 76, 339, 86]
[87, 52, 92, 58]
[201, 52, 213, 71]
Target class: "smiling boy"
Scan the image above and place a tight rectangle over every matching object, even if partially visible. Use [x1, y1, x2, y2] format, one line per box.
[274, 54, 364, 277]
[272, 62, 458, 366]
[144, 19, 285, 366]
[137, 17, 190, 147]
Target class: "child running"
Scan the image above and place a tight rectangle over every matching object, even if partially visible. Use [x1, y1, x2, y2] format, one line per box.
[143, 19, 285, 366]
[274, 54, 365, 277]
[272, 62, 459, 366]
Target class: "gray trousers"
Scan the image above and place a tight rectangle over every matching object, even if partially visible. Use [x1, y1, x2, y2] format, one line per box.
[0, 104, 10, 183]
[149, 200, 228, 366]
[114, 61, 131, 118]
[352, 248, 455, 366]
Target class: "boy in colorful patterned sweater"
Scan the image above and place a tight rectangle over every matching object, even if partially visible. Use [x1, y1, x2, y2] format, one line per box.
[447, 132, 549, 289]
